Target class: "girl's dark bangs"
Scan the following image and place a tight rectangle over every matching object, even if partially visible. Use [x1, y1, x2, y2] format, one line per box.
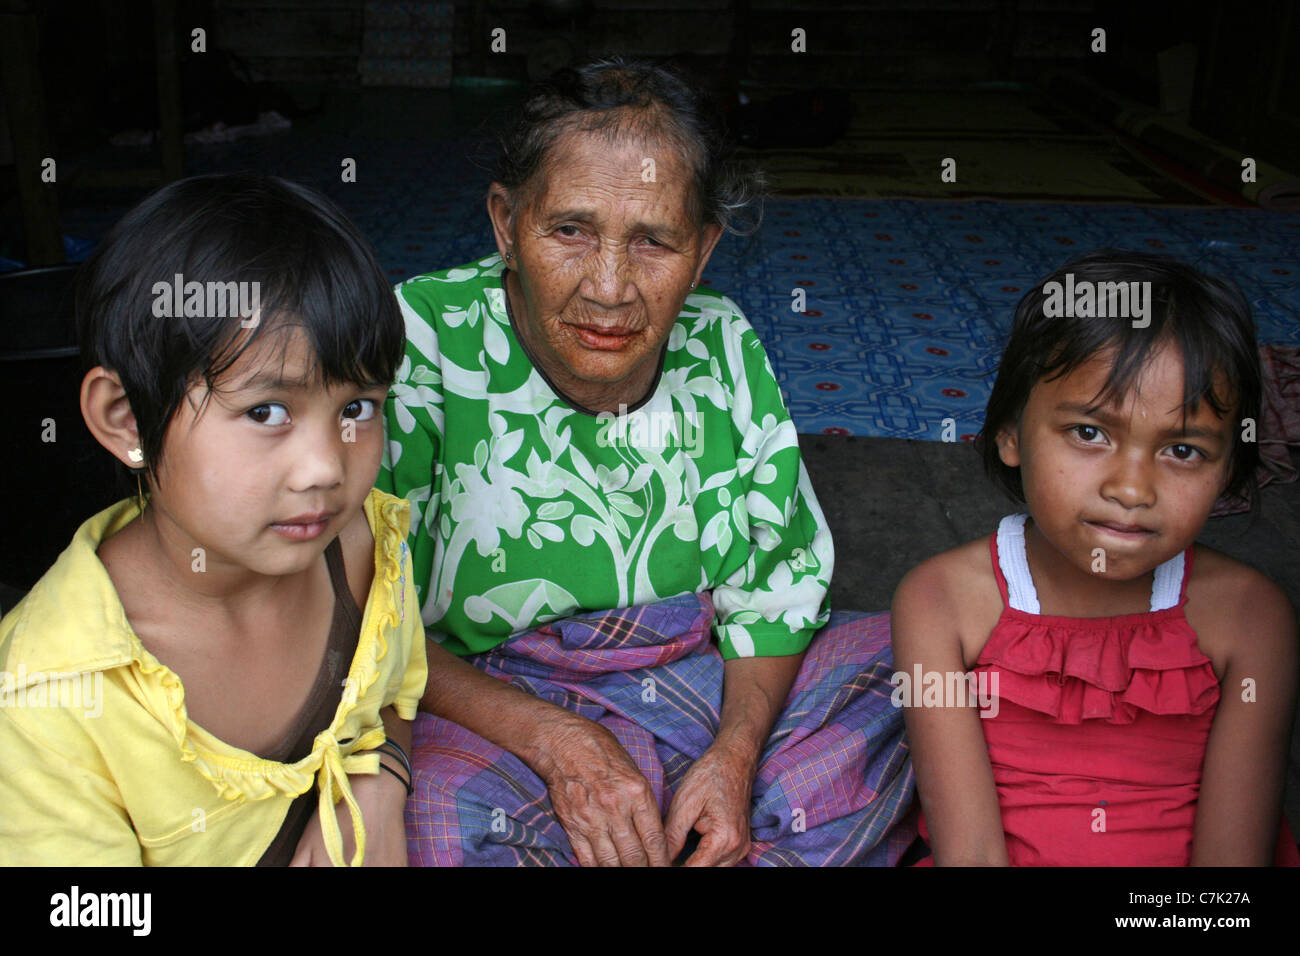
[1036, 308, 1235, 422]
[197, 250, 399, 393]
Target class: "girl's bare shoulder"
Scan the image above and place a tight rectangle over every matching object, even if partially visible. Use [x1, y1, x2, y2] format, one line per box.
[893, 535, 1004, 668]
[1186, 545, 1297, 672]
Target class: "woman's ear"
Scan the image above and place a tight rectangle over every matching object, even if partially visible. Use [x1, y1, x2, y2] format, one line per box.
[485, 183, 517, 263]
[692, 223, 724, 284]
[80, 367, 143, 470]
[994, 424, 1021, 468]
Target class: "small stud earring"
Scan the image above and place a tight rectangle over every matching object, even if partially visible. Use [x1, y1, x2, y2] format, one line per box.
[504, 249, 514, 262]
[127, 448, 144, 463]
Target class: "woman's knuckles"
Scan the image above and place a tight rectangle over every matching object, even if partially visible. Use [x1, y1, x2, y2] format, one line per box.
[596, 851, 622, 867]
[596, 789, 643, 813]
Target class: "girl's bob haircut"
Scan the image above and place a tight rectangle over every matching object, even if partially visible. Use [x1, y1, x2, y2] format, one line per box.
[976, 249, 1261, 508]
[75, 173, 404, 489]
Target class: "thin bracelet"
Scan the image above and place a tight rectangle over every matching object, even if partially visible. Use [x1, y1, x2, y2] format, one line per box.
[376, 738, 409, 763]
[376, 740, 411, 776]
[375, 740, 412, 778]
[375, 742, 413, 795]
[377, 760, 413, 796]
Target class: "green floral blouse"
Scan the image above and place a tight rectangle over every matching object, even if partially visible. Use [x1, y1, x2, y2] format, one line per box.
[377, 253, 833, 659]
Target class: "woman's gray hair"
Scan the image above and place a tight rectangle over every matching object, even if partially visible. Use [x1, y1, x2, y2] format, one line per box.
[490, 56, 767, 238]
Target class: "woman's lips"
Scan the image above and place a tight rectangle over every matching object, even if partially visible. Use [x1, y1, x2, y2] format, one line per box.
[571, 323, 638, 350]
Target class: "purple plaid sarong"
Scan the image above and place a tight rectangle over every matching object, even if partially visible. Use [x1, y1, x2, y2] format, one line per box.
[403, 592, 917, 866]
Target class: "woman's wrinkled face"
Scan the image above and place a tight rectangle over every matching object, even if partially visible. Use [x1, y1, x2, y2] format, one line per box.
[491, 129, 722, 406]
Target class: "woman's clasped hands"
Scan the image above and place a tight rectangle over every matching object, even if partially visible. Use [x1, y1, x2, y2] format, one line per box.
[534, 711, 754, 866]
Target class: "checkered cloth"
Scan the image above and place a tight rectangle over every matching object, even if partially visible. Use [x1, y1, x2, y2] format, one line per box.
[403, 593, 917, 866]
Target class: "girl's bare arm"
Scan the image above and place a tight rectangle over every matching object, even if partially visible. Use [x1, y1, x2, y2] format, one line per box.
[892, 556, 1010, 866]
[1191, 570, 1297, 865]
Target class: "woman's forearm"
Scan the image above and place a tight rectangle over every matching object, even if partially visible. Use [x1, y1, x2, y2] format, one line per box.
[712, 652, 803, 769]
[419, 636, 583, 778]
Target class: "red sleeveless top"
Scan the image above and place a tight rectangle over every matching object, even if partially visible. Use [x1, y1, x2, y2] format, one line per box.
[914, 514, 1298, 866]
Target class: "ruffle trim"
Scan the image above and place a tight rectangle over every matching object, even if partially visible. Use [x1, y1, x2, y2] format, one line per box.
[131, 489, 412, 802]
[975, 613, 1220, 725]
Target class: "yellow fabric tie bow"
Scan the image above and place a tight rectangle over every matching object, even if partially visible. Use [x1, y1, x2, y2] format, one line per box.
[314, 726, 387, 867]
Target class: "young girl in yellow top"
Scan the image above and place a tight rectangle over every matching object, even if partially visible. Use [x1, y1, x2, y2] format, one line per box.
[0, 174, 427, 866]
[893, 250, 1297, 866]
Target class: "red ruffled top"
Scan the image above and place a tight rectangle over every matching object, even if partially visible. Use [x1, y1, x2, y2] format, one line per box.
[914, 517, 1299, 866]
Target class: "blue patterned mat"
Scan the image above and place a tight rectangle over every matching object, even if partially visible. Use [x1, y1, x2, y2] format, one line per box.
[703, 200, 1300, 439]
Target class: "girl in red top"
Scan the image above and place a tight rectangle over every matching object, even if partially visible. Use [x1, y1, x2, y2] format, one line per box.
[892, 250, 1298, 866]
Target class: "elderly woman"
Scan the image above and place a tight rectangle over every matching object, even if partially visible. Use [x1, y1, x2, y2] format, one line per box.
[379, 58, 914, 866]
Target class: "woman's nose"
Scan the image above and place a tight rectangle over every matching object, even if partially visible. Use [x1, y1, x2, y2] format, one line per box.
[583, 244, 635, 307]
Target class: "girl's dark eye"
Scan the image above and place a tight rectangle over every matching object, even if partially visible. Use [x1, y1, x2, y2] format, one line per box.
[343, 398, 378, 422]
[248, 404, 289, 425]
[1169, 443, 1202, 461]
[1072, 424, 1103, 442]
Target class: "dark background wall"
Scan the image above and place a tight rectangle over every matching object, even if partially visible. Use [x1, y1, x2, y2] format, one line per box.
[14, 1, 1299, 175]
